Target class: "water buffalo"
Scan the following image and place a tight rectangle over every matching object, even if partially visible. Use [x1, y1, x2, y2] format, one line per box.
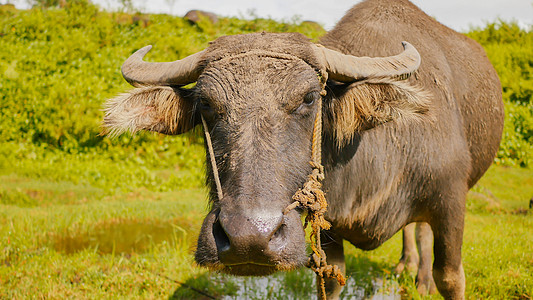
[104, 0, 504, 298]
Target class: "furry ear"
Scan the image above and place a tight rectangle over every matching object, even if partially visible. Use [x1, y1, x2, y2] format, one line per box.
[103, 86, 197, 136]
[325, 79, 431, 146]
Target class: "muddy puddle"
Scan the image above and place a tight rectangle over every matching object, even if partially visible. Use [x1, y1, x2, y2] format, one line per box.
[174, 269, 400, 299]
[218, 275, 400, 299]
[51, 218, 197, 255]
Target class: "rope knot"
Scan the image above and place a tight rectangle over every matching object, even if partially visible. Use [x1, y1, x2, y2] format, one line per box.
[307, 251, 347, 287]
[283, 96, 346, 299]
[291, 162, 330, 232]
[284, 159, 346, 298]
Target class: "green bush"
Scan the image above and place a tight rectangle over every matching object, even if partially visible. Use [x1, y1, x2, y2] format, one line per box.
[467, 22, 533, 166]
[0, 1, 326, 191]
[0, 2, 531, 197]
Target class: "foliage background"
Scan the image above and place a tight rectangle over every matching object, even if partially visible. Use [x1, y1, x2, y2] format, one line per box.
[0, 1, 328, 193]
[0, 1, 531, 186]
[467, 22, 533, 167]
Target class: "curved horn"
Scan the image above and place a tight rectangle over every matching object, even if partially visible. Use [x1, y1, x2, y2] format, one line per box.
[312, 41, 421, 82]
[121, 45, 205, 87]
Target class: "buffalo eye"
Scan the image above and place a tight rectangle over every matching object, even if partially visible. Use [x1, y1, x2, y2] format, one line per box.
[198, 98, 215, 119]
[303, 91, 320, 106]
[294, 91, 321, 114]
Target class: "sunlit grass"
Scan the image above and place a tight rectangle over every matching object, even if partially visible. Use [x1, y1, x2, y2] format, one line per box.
[1, 165, 530, 299]
[0, 186, 207, 299]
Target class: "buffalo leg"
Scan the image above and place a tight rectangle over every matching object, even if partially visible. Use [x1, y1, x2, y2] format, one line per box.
[415, 222, 437, 295]
[395, 222, 419, 274]
[430, 194, 466, 300]
[319, 230, 345, 300]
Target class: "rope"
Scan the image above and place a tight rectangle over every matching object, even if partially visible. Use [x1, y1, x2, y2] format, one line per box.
[283, 95, 346, 299]
[201, 115, 224, 202]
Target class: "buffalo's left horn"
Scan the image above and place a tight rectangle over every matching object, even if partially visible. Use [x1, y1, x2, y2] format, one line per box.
[312, 41, 421, 82]
[121, 45, 205, 87]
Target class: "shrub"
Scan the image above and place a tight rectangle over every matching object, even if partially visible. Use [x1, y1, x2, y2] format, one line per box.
[467, 22, 533, 166]
[0, 4, 531, 195]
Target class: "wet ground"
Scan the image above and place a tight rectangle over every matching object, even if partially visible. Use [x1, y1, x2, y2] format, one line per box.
[216, 274, 400, 299]
[51, 217, 193, 255]
[171, 266, 401, 299]
[49, 217, 400, 299]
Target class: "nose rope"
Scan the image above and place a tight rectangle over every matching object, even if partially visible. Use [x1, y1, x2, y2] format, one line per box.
[283, 91, 346, 300]
[201, 115, 224, 202]
[200, 80, 345, 300]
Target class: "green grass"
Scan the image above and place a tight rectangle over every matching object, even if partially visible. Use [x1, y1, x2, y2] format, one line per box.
[1, 164, 531, 299]
[470, 165, 533, 212]
[0, 184, 208, 299]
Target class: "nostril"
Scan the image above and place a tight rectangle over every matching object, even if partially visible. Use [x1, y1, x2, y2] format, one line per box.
[212, 219, 230, 253]
[271, 223, 286, 240]
[268, 222, 288, 251]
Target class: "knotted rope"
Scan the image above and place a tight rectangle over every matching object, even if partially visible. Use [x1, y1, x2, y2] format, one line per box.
[201, 75, 345, 300]
[283, 93, 345, 300]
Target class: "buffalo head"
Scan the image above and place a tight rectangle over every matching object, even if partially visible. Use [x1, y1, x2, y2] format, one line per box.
[104, 32, 428, 276]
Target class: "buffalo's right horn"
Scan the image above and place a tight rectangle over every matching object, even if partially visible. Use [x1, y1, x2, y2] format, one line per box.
[312, 41, 421, 82]
[121, 45, 205, 87]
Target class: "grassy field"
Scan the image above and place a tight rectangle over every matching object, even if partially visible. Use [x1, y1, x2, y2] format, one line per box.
[1, 164, 531, 299]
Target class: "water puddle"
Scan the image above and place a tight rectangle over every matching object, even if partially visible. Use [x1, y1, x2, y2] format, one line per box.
[51, 218, 197, 255]
[216, 275, 400, 299]
[173, 269, 400, 299]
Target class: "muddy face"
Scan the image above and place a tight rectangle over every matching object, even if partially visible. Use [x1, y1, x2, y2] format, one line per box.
[193, 53, 323, 275]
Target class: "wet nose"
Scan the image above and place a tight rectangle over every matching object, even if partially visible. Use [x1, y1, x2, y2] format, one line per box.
[213, 211, 288, 265]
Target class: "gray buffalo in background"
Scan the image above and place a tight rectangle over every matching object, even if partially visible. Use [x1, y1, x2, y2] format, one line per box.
[104, 0, 504, 298]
